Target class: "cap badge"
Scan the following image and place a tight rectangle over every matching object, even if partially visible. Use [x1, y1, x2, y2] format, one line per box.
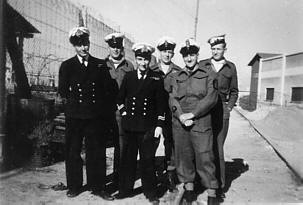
[186, 39, 190, 48]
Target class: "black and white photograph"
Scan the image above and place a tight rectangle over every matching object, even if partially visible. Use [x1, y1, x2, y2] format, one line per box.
[0, 0, 303, 204]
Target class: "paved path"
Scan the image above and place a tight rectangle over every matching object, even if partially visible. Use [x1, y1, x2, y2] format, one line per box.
[0, 110, 303, 204]
[222, 110, 303, 204]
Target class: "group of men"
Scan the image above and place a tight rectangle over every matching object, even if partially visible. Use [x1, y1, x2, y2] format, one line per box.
[58, 26, 238, 205]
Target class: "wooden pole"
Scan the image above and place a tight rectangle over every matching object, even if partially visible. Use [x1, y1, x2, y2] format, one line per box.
[0, 0, 7, 161]
[194, 0, 200, 40]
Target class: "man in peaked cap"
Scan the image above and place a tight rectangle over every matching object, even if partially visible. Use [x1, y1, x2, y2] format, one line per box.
[199, 34, 239, 199]
[58, 27, 114, 200]
[169, 38, 219, 204]
[103, 32, 134, 188]
[116, 42, 166, 203]
[150, 36, 181, 192]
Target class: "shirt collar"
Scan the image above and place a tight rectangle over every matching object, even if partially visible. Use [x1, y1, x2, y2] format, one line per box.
[77, 55, 89, 66]
[137, 69, 148, 79]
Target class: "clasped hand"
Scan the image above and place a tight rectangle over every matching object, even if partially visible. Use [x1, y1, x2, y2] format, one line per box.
[179, 113, 194, 127]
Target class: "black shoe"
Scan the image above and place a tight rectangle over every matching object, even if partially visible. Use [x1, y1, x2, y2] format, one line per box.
[216, 188, 226, 199]
[207, 196, 220, 205]
[91, 190, 114, 201]
[167, 170, 177, 192]
[183, 189, 195, 203]
[115, 191, 131, 199]
[147, 196, 159, 204]
[66, 189, 81, 198]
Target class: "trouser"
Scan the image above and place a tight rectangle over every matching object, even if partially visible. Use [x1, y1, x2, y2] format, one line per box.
[174, 125, 218, 189]
[212, 100, 230, 188]
[112, 111, 124, 182]
[119, 129, 160, 198]
[65, 117, 107, 191]
[163, 122, 175, 171]
[213, 118, 230, 188]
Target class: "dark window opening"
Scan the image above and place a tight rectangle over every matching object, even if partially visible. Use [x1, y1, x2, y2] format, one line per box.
[291, 87, 303, 102]
[266, 88, 274, 101]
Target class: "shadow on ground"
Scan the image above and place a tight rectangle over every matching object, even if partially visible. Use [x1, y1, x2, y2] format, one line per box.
[224, 158, 249, 193]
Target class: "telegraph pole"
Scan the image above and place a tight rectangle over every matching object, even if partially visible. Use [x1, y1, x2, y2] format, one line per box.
[0, 0, 6, 161]
[194, 0, 200, 39]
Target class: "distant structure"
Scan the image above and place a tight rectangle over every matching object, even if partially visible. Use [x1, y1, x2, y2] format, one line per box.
[6, 0, 135, 89]
[248, 52, 303, 109]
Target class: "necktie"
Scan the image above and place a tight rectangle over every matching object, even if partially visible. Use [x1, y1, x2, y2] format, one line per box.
[139, 70, 146, 80]
[81, 57, 87, 68]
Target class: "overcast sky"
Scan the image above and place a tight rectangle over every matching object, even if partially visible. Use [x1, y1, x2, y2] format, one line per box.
[73, 0, 303, 91]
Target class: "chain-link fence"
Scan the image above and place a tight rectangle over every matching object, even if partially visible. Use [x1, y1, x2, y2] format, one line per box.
[6, 0, 134, 90]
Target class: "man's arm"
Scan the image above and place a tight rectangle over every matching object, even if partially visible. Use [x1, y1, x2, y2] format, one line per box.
[168, 77, 184, 120]
[58, 61, 68, 99]
[155, 77, 166, 128]
[228, 65, 239, 110]
[116, 73, 128, 115]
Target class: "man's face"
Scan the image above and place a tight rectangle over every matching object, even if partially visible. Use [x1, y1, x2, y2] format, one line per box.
[211, 43, 226, 61]
[109, 46, 123, 60]
[183, 53, 198, 69]
[159, 49, 174, 64]
[135, 56, 150, 71]
[74, 41, 90, 58]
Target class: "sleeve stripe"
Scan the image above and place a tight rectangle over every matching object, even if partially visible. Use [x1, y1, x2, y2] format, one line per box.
[117, 104, 124, 110]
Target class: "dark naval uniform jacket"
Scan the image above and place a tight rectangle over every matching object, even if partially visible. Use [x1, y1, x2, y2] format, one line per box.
[117, 69, 166, 132]
[58, 55, 113, 119]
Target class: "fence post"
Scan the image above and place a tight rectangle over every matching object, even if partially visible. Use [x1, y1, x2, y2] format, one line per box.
[0, 0, 6, 161]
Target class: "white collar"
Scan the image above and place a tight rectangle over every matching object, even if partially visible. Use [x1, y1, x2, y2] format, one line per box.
[211, 58, 225, 72]
[137, 69, 147, 79]
[77, 55, 88, 67]
[160, 62, 170, 74]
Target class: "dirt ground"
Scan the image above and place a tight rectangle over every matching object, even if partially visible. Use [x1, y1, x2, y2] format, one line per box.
[238, 105, 303, 180]
[1, 110, 303, 204]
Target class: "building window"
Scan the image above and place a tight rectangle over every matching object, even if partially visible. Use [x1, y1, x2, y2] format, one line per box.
[266, 88, 274, 101]
[291, 87, 303, 102]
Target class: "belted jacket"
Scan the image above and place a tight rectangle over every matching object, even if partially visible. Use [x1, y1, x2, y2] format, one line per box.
[117, 69, 166, 132]
[169, 64, 218, 132]
[199, 58, 238, 110]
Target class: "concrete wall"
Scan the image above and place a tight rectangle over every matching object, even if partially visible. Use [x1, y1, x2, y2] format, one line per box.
[259, 53, 303, 106]
[284, 53, 303, 104]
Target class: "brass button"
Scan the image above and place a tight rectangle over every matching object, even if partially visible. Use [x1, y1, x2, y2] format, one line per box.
[143, 113, 146, 115]
[93, 100, 96, 103]
[79, 100, 82, 103]
[132, 107, 135, 110]
[133, 97, 136, 100]
[131, 113, 134, 115]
